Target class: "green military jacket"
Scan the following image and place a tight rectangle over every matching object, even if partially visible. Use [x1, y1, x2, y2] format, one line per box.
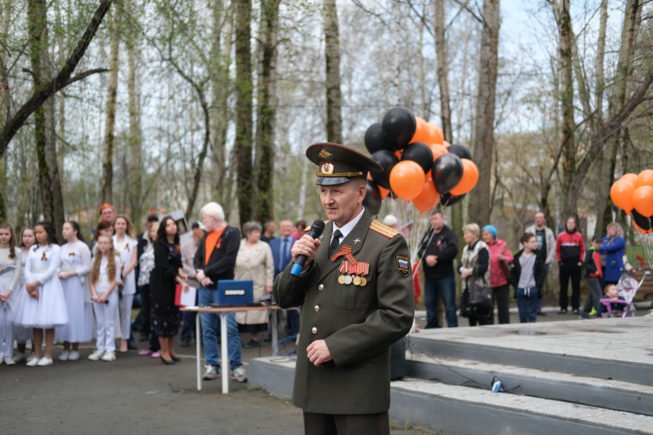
[273, 212, 415, 414]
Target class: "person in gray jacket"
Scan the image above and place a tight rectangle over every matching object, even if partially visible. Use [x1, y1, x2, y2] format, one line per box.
[525, 212, 556, 315]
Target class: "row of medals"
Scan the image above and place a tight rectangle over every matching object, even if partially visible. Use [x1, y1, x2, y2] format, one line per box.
[338, 274, 367, 286]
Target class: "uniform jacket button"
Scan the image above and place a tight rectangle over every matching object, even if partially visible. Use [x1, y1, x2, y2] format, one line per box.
[311, 326, 318, 334]
[314, 305, 320, 312]
[318, 283, 325, 291]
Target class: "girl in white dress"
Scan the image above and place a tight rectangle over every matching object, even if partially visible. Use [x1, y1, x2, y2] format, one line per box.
[56, 221, 92, 360]
[13, 227, 35, 362]
[112, 215, 137, 352]
[16, 222, 68, 367]
[0, 224, 21, 365]
[88, 235, 121, 362]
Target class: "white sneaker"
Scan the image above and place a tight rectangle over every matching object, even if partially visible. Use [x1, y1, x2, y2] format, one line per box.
[13, 352, 26, 363]
[26, 354, 36, 363]
[59, 350, 69, 361]
[37, 357, 53, 367]
[26, 357, 39, 367]
[101, 351, 116, 362]
[68, 351, 80, 361]
[230, 366, 247, 383]
[88, 350, 104, 361]
[4, 357, 16, 366]
[202, 365, 219, 380]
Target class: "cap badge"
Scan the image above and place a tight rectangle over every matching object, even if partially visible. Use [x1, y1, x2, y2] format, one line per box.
[318, 148, 332, 159]
[321, 162, 334, 174]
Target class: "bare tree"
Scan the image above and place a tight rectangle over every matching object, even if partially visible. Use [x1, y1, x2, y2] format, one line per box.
[0, 0, 10, 221]
[28, 0, 67, 237]
[126, 0, 143, 225]
[323, 0, 343, 143]
[468, 0, 500, 226]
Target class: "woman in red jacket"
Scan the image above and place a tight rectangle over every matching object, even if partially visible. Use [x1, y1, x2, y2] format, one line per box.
[482, 225, 514, 324]
[555, 216, 585, 314]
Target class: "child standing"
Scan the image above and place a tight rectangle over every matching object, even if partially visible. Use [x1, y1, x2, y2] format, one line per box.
[88, 235, 121, 362]
[511, 233, 545, 323]
[13, 227, 35, 362]
[0, 224, 22, 365]
[112, 215, 137, 353]
[56, 221, 93, 360]
[581, 236, 603, 319]
[15, 222, 68, 366]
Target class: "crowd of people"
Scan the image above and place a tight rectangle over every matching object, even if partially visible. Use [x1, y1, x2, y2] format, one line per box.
[0, 202, 309, 376]
[416, 210, 629, 328]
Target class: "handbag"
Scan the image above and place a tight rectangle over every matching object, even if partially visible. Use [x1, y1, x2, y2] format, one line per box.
[460, 289, 472, 318]
[468, 279, 492, 309]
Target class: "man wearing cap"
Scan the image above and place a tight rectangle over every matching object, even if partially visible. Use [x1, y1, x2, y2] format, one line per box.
[274, 143, 414, 435]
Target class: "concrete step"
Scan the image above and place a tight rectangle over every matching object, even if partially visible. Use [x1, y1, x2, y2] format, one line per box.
[408, 318, 653, 386]
[249, 357, 653, 435]
[407, 353, 653, 417]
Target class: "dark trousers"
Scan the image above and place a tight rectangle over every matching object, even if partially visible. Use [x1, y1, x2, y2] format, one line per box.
[138, 285, 152, 337]
[468, 305, 493, 326]
[492, 285, 510, 324]
[303, 411, 389, 435]
[559, 263, 581, 310]
[424, 276, 458, 328]
[582, 276, 603, 317]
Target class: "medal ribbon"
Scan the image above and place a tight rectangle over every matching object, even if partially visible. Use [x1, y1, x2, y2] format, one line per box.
[331, 245, 352, 262]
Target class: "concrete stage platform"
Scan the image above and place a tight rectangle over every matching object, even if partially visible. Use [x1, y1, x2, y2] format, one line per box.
[250, 316, 653, 434]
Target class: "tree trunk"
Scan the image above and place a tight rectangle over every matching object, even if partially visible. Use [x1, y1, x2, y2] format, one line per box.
[468, 0, 500, 226]
[323, 0, 343, 144]
[210, 1, 232, 208]
[28, 0, 65, 237]
[101, 6, 121, 204]
[596, 0, 640, 233]
[235, 0, 254, 225]
[125, 0, 143, 225]
[255, 0, 281, 223]
[0, 0, 10, 222]
[555, 0, 577, 221]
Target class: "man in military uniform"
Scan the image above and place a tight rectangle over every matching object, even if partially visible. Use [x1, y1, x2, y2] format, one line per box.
[273, 143, 415, 435]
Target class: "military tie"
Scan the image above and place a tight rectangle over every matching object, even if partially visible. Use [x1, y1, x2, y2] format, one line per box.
[329, 229, 343, 257]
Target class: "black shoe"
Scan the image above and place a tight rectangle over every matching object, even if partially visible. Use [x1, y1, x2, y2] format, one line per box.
[558, 308, 567, 314]
[170, 355, 181, 362]
[537, 311, 547, 316]
[160, 356, 176, 365]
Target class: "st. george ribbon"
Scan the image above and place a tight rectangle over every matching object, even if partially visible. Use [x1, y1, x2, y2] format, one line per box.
[290, 220, 326, 277]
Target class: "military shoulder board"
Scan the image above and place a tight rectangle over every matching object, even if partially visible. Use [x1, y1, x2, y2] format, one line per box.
[370, 220, 400, 239]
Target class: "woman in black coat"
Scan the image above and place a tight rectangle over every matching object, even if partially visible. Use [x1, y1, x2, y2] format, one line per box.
[150, 216, 187, 364]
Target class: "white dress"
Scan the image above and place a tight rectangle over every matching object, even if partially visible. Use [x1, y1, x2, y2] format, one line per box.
[0, 248, 21, 357]
[55, 241, 93, 343]
[12, 248, 32, 342]
[15, 244, 69, 328]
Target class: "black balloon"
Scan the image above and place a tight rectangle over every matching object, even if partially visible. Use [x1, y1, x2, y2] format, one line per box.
[432, 153, 463, 194]
[382, 107, 416, 151]
[401, 142, 433, 173]
[631, 209, 653, 232]
[448, 144, 473, 161]
[440, 192, 465, 207]
[370, 149, 398, 189]
[363, 181, 382, 216]
[364, 122, 390, 154]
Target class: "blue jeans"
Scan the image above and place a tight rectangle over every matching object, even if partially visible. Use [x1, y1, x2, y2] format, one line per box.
[198, 287, 242, 369]
[424, 277, 458, 328]
[517, 287, 539, 323]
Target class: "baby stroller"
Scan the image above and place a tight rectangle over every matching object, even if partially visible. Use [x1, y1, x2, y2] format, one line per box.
[599, 269, 651, 318]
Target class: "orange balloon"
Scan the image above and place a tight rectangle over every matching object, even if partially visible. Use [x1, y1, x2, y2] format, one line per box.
[450, 159, 479, 196]
[427, 123, 444, 145]
[378, 184, 390, 200]
[610, 179, 636, 212]
[410, 116, 431, 144]
[620, 173, 638, 184]
[632, 220, 653, 235]
[389, 161, 426, 201]
[429, 143, 448, 160]
[636, 169, 653, 188]
[632, 185, 653, 216]
[413, 179, 440, 212]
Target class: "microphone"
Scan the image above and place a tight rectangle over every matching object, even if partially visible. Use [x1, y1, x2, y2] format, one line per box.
[290, 220, 326, 277]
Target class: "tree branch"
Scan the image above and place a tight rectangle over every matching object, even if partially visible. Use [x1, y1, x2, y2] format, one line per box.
[0, 0, 114, 158]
